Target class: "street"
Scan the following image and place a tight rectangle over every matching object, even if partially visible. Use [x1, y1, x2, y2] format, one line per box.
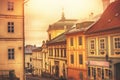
[26, 76, 53, 80]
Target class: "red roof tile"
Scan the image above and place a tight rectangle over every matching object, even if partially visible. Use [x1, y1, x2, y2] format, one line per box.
[86, 1, 120, 34]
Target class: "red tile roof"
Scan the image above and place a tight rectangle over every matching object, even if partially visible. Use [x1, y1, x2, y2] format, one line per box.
[86, 1, 120, 34]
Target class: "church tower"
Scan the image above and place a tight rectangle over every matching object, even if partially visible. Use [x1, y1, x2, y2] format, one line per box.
[61, 8, 65, 21]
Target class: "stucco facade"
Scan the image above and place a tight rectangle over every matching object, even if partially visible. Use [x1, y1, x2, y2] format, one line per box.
[32, 47, 42, 76]
[0, 0, 24, 80]
[66, 21, 94, 80]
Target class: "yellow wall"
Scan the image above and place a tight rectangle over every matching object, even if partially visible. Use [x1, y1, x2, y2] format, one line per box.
[67, 34, 87, 69]
[48, 29, 65, 40]
[66, 33, 87, 80]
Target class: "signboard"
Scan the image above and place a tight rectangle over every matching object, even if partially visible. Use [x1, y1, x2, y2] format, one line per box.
[88, 61, 109, 67]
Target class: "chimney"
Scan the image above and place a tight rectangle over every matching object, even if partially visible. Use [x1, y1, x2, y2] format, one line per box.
[102, 0, 110, 11]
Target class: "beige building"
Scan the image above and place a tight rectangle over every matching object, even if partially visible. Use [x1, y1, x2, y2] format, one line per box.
[0, 0, 24, 80]
[41, 41, 49, 72]
[32, 47, 42, 76]
[47, 33, 67, 79]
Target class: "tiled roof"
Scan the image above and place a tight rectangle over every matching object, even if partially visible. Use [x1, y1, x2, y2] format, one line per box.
[86, 1, 120, 34]
[47, 32, 66, 45]
[66, 21, 94, 34]
[47, 19, 77, 31]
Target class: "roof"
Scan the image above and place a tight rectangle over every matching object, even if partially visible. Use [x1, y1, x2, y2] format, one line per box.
[47, 32, 66, 45]
[86, 1, 120, 34]
[25, 48, 32, 54]
[47, 19, 77, 31]
[32, 47, 42, 52]
[66, 21, 94, 34]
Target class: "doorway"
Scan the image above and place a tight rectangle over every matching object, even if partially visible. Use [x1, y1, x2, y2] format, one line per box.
[115, 63, 120, 80]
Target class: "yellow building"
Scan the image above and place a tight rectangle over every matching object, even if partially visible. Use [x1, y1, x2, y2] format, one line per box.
[86, 1, 120, 80]
[47, 10, 77, 40]
[66, 21, 94, 80]
[0, 0, 24, 80]
[32, 47, 42, 76]
[47, 33, 67, 79]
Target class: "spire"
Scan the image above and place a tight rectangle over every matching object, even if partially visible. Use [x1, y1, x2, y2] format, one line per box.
[61, 8, 65, 20]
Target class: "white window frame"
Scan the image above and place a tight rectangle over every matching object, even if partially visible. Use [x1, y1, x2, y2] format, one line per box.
[113, 36, 120, 55]
[99, 38, 107, 55]
[89, 39, 96, 55]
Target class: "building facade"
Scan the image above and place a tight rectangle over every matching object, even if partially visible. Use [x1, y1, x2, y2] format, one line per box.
[41, 41, 49, 72]
[66, 21, 94, 80]
[0, 0, 24, 80]
[32, 47, 42, 76]
[47, 33, 67, 79]
[86, 1, 120, 80]
[25, 45, 36, 73]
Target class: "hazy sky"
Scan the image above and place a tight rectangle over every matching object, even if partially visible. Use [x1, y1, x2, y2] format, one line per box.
[25, 0, 104, 46]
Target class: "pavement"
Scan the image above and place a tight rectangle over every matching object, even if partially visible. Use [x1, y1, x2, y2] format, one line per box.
[26, 75, 53, 80]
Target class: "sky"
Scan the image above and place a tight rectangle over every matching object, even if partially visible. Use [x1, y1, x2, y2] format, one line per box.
[25, 0, 104, 46]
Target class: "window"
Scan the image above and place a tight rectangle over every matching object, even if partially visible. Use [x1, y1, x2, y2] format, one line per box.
[49, 34, 51, 40]
[88, 67, 90, 77]
[114, 37, 120, 49]
[97, 68, 101, 78]
[8, 48, 14, 60]
[105, 69, 109, 77]
[100, 39, 105, 49]
[49, 48, 53, 56]
[8, 2, 14, 11]
[89, 39, 95, 55]
[78, 36, 82, 45]
[70, 37, 73, 46]
[90, 40, 95, 49]
[79, 54, 83, 64]
[99, 38, 106, 55]
[64, 48, 66, 57]
[113, 36, 120, 55]
[70, 54, 74, 64]
[56, 48, 59, 57]
[54, 48, 56, 57]
[8, 22, 14, 33]
[61, 48, 63, 57]
[91, 67, 94, 77]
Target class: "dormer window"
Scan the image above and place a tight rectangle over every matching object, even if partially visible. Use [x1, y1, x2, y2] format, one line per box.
[115, 13, 119, 17]
[108, 19, 111, 23]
